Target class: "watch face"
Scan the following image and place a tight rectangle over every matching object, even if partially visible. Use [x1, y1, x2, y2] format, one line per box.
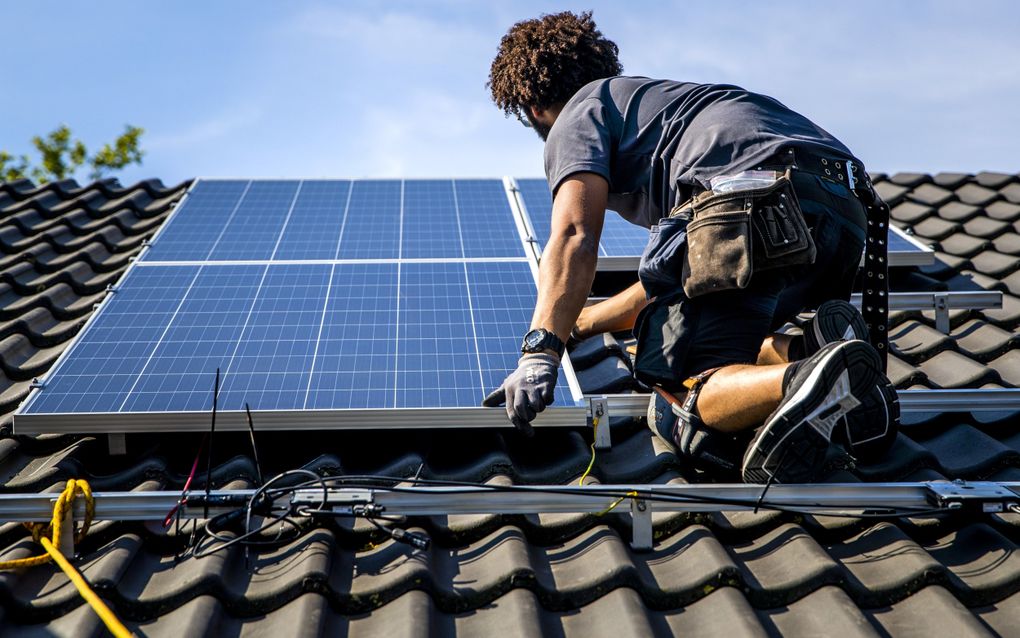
[525, 330, 545, 348]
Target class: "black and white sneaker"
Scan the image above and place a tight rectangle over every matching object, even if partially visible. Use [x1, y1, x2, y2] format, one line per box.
[803, 299, 869, 355]
[742, 339, 887, 484]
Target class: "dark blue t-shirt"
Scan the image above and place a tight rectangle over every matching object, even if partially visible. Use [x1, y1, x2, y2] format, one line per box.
[543, 76, 858, 228]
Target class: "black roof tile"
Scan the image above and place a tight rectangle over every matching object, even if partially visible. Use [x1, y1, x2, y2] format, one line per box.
[890, 201, 934, 224]
[953, 319, 1018, 362]
[932, 172, 972, 189]
[991, 232, 1020, 256]
[911, 216, 960, 241]
[908, 183, 955, 207]
[964, 216, 1011, 239]
[3, 172, 1020, 635]
[987, 350, 1020, 387]
[873, 182, 910, 207]
[980, 293, 1020, 328]
[916, 351, 999, 388]
[936, 201, 982, 223]
[1000, 183, 1020, 205]
[970, 250, 1020, 279]
[987, 200, 1020, 221]
[973, 172, 1017, 189]
[889, 320, 953, 363]
[889, 172, 931, 188]
[955, 183, 1001, 207]
[866, 586, 1000, 637]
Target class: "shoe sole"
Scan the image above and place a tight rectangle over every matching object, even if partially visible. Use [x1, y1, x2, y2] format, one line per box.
[742, 340, 881, 483]
[808, 299, 869, 353]
[836, 377, 900, 461]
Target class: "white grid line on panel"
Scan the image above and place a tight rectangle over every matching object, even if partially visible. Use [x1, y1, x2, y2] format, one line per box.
[220, 183, 304, 383]
[268, 180, 305, 260]
[452, 180, 488, 398]
[116, 267, 206, 412]
[204, 181, 253, 260]
[303, 183, 356, 409]
[393, 180, 405, 408]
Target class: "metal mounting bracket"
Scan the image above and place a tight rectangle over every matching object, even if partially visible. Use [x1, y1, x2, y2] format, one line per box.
[630, 497, 653, 550]
[589, 397, 612, 450]
[925, 480, 1020, 513]
[933, 292, 951, 333]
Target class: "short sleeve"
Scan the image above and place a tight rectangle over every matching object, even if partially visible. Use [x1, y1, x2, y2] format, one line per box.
[543, 97, 613, 195]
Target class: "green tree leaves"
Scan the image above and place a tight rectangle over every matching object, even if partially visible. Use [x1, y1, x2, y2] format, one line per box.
[1, 125, 145, 184]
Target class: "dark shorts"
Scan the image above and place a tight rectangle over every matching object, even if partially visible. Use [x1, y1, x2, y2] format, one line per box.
[634, 171, 867, 389]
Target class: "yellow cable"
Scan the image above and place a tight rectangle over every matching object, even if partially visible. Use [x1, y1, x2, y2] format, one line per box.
[39, 536, 132, 638]
[577, 416, 599, 486]
[0, 479, 132, 638]
[595, 490, 639, 516]
[576, 417, 637, 516]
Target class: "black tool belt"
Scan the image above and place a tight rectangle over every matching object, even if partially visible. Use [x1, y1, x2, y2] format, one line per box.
[780, 147, 891, 371]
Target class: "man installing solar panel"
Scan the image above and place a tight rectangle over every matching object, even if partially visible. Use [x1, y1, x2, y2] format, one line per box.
[482, 11, 899, 483]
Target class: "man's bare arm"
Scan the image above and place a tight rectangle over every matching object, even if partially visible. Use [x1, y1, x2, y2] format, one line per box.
[530, 172, 609, 345]
[575, 280, 651, 339]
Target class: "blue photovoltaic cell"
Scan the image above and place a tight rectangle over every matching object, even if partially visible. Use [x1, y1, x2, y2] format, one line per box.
[516, 178, 648, 258]
[337, 180, 402, 260]
[146, 179, 524, 263]
[402, 180, 462, 259]
[305, 263, 399, 410]
[217, 265, 332, 410]
[23, 176, 584, 420]
[273, 181, 351, 260]
[206, 181, 300, 261]
[466, 261, 575, 407]
[26, 266, 197, 414]
[119, 266, 265, 412]
[517, 179, 554, 251]
[455, 180, 524, 258]
[599, 214, 649, 257]
[396, 262, 479, 408]
[23, 262, 579, 416]
[142, 181, 248, 262]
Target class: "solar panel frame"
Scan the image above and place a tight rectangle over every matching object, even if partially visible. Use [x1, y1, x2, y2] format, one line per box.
[14, 178, 588, 434]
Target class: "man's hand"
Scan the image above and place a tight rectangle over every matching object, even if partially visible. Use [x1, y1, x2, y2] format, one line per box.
[482, 353, 559, 436]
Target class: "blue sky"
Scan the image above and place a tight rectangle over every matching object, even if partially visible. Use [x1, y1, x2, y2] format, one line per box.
[4, 1, 1018, 186]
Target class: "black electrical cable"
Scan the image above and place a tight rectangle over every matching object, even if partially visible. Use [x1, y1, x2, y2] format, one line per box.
[278, 474, 950, 519]
[193, 469, 327, 558]
[190, 468, 957, 561]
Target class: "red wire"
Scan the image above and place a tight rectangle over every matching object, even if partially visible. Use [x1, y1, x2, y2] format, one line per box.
[163, 437, 206, 527]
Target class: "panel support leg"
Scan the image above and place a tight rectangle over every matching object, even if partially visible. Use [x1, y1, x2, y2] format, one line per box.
[108, 433, 127, 456]
[934, 292, 951, 333]
[630, 497, 653, 551]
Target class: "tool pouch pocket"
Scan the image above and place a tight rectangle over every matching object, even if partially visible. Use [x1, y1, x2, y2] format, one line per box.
[682, 168, 815, 298]
[638, 213, 690, 299]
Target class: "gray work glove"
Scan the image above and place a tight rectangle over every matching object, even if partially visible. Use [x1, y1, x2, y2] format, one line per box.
[482, 353, 559, 436]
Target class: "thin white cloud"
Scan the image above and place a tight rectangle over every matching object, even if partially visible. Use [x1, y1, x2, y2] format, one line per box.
[147, 106, 263, 151]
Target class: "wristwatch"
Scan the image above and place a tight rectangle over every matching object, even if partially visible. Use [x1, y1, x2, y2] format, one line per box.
[521, 328, 565, 357]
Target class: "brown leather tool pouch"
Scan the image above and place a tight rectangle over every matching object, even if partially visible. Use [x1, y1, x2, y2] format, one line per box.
[681, 168, 815, 298]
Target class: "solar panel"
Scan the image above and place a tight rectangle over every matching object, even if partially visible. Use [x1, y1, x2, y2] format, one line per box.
[516, 178, 648, 268]
[143, 179, 524, 263]
[18, 179, 584, 433]
[515, 178, 934, 269]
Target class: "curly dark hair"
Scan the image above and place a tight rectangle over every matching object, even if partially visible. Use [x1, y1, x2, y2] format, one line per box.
[488, 11, 622, 118]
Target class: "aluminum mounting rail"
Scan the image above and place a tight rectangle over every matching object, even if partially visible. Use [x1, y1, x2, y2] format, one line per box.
[1, 481, 1016, 551]
[850, 290, 1002, 333]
